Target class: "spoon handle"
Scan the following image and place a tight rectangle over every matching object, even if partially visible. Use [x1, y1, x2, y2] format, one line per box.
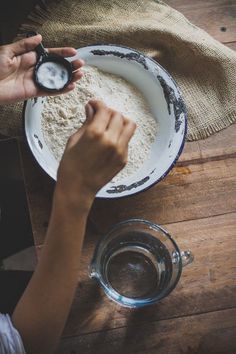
[26, 31, 48, 59]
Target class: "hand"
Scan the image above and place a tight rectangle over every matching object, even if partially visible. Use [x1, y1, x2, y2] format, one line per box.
[0, 34, 84, 104]
[56, 100, 136, 207]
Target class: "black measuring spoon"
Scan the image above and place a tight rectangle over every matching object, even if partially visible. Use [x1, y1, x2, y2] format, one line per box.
[27, 31, 73, 93]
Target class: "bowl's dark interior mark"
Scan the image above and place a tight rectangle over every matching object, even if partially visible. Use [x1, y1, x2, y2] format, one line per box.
[33, 134, 43, 149]
[91, 49, 148, 70]
[106, 176, 150, 194]
[157, 75, 186, 132]
[33, 97, 38, 106]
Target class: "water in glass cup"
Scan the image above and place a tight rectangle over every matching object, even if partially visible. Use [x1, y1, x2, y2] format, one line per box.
[90, 219, 193, 308]
[105, 232, 172, 299]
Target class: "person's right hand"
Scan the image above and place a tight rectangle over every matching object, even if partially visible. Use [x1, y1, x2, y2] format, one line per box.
[56, 100, 136, 208]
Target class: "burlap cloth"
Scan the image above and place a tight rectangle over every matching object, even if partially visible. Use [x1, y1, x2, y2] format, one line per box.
[0, 0, 235, 140]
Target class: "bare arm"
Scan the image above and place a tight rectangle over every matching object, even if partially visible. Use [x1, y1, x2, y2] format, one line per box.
[12, 100, 136, 354]
[12, 191, 92, 354]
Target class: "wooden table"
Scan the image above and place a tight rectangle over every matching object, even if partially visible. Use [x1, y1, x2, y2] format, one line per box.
[2, 0, 236, 352]
[21, 121, 236, 354]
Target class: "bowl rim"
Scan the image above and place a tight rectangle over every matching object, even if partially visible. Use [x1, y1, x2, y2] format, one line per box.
[23, 43, 187, 199]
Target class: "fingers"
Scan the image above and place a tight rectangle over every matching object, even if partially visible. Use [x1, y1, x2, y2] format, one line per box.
[64, 82, 76, 91]
[106, 112, 124, 142]
[71, 70, 83, 83]
[67, 102, 94, 146]
[65, 100, 101, 151]
[88, 99, 106, 112]
[86, 100, 136, 146]
[47, 47, 77, 58]
[118, 119, 136, 148]
[46, 48, 85, 72]
[9, 34, 42, 56]
[71, 59, 84, 83]
[72, 59, 85, 71]
[20, 51, 37, 67]
[87, 100, 111, 132]
[71, 62, 84, 83]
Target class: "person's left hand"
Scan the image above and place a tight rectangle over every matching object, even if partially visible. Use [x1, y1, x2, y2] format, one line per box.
[0, 34, 84, 104]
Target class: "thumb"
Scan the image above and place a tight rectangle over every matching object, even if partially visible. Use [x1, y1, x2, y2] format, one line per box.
[85, 102, 95, 124]
[9, 34, 42, 57]
[66, 102, 95, 149]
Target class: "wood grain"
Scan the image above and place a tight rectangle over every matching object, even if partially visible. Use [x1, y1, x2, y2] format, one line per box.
[179, 124, 236, 163]
[166, 0, 236, 43]
[166, 0, 236, 7]
[55, 212, 236, 336]
[57, 308, 236, 354]
[90, 157, 236, 233]
[35, 211, 236, 337]
[20, 124, 236, 245]
[227, 42, 236, 51]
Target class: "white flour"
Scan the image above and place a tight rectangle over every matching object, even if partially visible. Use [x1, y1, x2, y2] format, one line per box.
[37, 62, 69, 90]
[42, 65, 158, 183]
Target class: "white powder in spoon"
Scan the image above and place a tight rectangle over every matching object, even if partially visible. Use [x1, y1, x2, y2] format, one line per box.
[42, 65, 158, 183]
[37, 61, 69, 90]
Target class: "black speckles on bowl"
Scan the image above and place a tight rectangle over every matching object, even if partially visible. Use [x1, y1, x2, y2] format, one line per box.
[33, 134, 43, 149]
[106, 176, 150, 194]
[91, 49, 148, 70]
[157, 75, 186, 132]
[32, 97, 38, 106]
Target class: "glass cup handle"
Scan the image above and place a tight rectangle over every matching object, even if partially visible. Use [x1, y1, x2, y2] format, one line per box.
[181, 250, 194, 267]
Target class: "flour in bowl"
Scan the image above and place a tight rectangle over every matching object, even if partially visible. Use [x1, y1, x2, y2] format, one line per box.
[42, 65, 158, 183]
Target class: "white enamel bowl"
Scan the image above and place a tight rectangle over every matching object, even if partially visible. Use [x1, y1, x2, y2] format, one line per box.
[24, 44, 187, 198]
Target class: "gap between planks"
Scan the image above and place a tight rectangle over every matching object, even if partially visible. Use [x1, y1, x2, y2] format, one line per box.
[61, 304, 236, 339]
[57, 307, 236, 354]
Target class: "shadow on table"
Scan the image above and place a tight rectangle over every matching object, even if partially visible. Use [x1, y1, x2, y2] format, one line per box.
[85, 304, 160, 354]
[64, 279, 103, 336]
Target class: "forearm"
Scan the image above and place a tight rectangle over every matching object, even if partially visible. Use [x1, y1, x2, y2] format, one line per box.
[12, 187, 94, 354]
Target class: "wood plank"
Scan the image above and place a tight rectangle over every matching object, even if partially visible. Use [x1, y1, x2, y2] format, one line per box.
[166, 1, 236, 43]
[166, 0, 236, 10]
[91, 157, 236, 232]
[20, 127, 236, 245]
[180, 124, 236, 163]
[57, 308, 236, 354]
[227, 42, 236, 51]
[181, 5, 236, 43]
[33, 212, 236, 336]
[21, 131, 236, 336]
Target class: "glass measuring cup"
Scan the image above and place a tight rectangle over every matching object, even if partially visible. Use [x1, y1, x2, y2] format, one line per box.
[90, 219, 193, 308]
